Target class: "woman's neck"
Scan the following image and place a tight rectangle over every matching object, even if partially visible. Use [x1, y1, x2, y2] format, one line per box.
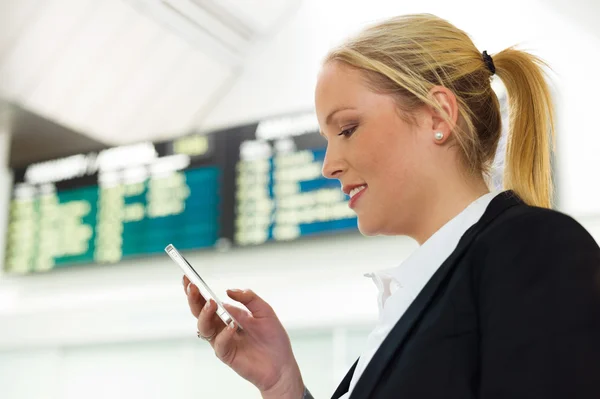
[411, 177, 490, 245]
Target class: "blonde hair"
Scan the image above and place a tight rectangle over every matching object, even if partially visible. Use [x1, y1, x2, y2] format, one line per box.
[325, 14, 555, 208]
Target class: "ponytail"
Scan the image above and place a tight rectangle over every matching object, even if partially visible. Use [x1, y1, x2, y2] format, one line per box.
[494, 48, 556, 208]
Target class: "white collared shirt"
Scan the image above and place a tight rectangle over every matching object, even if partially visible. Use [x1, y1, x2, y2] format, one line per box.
[340, 191, 498, 399]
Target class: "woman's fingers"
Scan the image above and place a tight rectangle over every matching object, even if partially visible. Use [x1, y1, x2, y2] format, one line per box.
[226, 289, 275, 319]
[186, 282, 207, 318]
[212, 320, 238, 365]
[197, 299, 225, 340]
[185, 280, 250, 355]
[182, 275, 189, 293]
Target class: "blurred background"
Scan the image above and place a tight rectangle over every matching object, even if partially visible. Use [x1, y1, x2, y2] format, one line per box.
[0, 0, 599, 398]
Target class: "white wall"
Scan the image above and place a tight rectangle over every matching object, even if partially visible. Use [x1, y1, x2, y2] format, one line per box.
[200, 0, 600, 217]
[0, 127, 10, 271]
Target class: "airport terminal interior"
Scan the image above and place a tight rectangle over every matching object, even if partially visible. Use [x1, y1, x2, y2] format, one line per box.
[0, 0, 599, 398]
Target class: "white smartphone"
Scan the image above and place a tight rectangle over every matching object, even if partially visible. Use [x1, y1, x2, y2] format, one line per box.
[165, 244, 242, 330]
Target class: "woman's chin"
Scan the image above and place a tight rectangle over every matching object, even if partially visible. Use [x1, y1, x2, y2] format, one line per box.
[356, 218, 381, 236]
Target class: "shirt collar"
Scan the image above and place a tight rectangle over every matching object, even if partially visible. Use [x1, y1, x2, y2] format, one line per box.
[366, 191, 499, 311]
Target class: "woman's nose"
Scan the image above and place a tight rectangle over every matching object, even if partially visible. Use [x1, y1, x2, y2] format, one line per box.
[321, 147, 345, 179]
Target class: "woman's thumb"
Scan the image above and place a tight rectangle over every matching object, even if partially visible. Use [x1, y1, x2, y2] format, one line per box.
[226, 289, 275, 319]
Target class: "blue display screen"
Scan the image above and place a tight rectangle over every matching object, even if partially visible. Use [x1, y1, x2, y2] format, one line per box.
[234, 145, 357, 246]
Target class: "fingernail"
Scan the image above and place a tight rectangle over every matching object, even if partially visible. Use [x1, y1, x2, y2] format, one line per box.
[228, 289, 243, 293]
[186, 283, 192, 295]
[204, 300, 211, 310]
[228, 321, 236, 330]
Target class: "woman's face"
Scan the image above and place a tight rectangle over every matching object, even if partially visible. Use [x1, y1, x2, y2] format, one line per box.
[315, 61, 443, 237]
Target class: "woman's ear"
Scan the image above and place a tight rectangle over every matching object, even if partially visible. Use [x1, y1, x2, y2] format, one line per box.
[427, 86, 459, 144]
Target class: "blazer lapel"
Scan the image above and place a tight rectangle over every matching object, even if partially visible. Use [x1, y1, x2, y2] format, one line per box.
[331, 359, 358, 399]
[348, 191, 522, 399]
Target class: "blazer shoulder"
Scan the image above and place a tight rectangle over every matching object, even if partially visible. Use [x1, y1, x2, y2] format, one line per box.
[469, 202, 600, 292]
[477, 203, 598, 250]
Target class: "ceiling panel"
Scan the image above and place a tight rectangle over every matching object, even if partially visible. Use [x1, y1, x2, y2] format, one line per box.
[89, 32, 190, 139]
[126, 50, 234, 139]
[0, 0, 43, 58]
[63, 7, 164, 127]
[0, 0, 301, 146]
[214, 0, 301, 34]
[0, 0, 98, 99]
[26, 0, 137, 116]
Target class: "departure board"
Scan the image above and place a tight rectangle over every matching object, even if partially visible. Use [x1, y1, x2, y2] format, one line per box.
[5, 135, 226, 273]
[4, 113, 359, 274]
[234, 132, 356, 246]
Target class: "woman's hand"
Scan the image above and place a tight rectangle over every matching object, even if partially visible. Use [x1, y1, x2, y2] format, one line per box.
[182, 276, 305, 399]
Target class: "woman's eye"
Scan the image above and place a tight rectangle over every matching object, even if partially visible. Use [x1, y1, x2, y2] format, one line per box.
[338, 126, 357, 138]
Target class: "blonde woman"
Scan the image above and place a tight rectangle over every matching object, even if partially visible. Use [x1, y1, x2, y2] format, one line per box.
[183, 14, 600, 399]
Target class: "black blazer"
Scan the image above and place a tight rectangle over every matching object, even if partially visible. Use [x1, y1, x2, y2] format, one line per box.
[332, 191, 600, 399]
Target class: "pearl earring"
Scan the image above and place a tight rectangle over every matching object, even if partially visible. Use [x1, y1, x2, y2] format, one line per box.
[434, 132, 444, 141]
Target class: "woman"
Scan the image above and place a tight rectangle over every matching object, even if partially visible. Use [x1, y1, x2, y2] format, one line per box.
[182, 14, 600, 399]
